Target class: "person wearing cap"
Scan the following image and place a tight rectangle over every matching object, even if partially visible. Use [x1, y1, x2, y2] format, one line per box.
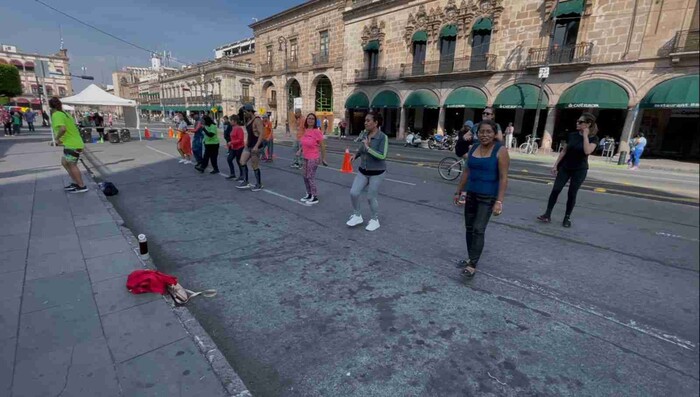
[236, 105, 265, 191]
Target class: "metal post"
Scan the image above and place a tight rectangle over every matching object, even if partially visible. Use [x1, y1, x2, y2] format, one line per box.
[530, 0, 561, 154]
[39, 61, 56, 147]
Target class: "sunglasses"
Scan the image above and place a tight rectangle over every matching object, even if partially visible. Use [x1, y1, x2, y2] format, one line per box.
[483, 112, 493, 116]
[576, 120, 588, 124]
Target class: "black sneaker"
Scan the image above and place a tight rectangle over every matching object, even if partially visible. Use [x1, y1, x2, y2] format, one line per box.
[210, 170, 219, 175]
[195, 166, 204, 173]
[68, 186, 88, 194]
[562, 216, 572, 228]
[251, 184, 263, 192]
[236, 181, 251, 189]
[226, 175, 237, 180]
[236, 177, 245, 183]
[306, 196, 319, 205]
[64, 183, 78, 191]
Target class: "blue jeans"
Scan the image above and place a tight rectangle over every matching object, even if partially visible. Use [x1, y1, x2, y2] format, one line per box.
[464, 192, 496, 265]
[633, 148, 644, 167]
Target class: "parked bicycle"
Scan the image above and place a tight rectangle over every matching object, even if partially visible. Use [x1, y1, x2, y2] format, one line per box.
[438, 156, 463, 181]
[519, 134, 539, 154]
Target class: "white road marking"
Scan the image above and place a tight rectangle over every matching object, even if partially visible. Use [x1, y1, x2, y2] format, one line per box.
[274, 155, 417, 186]
[482, 270, 697, 351]
[145, 145, 177, 158]
[656, 232, 700, 242]
[262, 188, 308, 206]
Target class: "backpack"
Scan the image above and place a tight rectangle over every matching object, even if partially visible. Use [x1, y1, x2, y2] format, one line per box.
[99, 181, 119, 196]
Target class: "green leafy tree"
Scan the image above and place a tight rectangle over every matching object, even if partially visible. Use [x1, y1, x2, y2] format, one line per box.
[0, 64, 22, 100]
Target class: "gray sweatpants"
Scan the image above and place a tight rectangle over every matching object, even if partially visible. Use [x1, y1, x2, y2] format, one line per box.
[350, 172, 385, 220]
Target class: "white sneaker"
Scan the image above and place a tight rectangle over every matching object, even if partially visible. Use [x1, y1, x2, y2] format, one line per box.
[365, 219, 380, 232]
[300, 194, 312, 202]
[346, 214, 364, 227]
[178, 159, 186, 163]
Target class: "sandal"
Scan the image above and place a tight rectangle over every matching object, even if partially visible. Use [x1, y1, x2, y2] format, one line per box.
[462, 266, 477, 279]
[537, 214, 551, 223]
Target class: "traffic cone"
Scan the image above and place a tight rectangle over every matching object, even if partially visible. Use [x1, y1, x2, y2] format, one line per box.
[169, 127, 174, 139]
[341, 148, 353, 174]
[99, 136, 104, 144]
[144, 127, 151, 140]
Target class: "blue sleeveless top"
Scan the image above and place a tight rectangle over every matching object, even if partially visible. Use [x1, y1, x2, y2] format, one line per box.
[467, 143, 501, 197]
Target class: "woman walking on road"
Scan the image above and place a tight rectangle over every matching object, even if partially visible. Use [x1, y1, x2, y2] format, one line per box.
[537, 112, 599, 228]
[453, 120, 510, 278]
[195, 115, 220, 174]
[298, 113, 328, 205]
[191, 114, 204, 167]
[628, 132, 647, 170]
[226, 115, 245, 180]
[236, 105, 265, 191]
[346, 112, 388, 232]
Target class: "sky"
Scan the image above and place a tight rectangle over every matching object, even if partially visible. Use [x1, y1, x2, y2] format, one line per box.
[0, 0, 301, 91]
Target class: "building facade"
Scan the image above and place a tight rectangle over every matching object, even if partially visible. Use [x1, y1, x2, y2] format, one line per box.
[340, 0, 699, 158]
[251, 0, 346, 130]
[0, 44, 73, 112]
[215, 38, 256, 63]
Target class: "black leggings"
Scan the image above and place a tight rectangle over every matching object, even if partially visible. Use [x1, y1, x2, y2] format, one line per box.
[201, 144, 220, 172]
[227, 148, 243, 177]
[464, 192, 496, 266]
[545, 167, 588, 217]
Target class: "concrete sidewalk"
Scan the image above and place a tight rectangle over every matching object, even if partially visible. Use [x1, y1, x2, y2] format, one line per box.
[0, 134, 249, 397]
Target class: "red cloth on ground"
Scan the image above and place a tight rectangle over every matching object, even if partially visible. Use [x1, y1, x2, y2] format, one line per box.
[126, 270, 178, 295]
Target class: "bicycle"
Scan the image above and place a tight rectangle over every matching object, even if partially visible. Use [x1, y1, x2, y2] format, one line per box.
[438, 156, 463, 181]
[519, 134, 539, 154]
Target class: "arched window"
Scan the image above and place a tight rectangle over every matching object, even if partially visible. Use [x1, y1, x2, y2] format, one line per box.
[58, 87, 67, 97]
[471, 18, 492, 71]
[411, 31, 428, 76]
[314, 76, 333, 112]
[46, 86, 54, 96]
[439, 25, 457, 73]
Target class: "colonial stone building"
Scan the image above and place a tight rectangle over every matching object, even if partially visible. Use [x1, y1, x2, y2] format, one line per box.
[250, 0, 346, 131]
[341, 0, 699, 158]
[0, 44, 73, 112]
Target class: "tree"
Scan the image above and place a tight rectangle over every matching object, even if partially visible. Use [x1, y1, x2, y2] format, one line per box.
[0, 64, 22, 100]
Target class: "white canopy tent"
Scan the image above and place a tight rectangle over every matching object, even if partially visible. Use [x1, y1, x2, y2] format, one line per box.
[60, 84, 141, 140]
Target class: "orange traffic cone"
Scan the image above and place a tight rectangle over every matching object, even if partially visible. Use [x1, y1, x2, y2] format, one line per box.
[169, 127, 174, 139]
[341, 148, 353, 174]
[144, 127, 151, 140]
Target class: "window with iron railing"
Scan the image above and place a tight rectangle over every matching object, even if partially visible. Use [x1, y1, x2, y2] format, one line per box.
[672, 29, 700, 53]
[320, 30, 330, 57]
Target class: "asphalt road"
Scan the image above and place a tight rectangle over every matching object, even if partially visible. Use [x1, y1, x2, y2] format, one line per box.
[82, 136, 699, 396]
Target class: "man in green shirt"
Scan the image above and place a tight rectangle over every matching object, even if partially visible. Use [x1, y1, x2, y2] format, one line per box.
[49, 97, 88, 193]
[12, 111, 22, 135]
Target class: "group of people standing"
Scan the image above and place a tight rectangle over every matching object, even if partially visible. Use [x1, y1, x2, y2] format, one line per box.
[1, 108, 40, 135]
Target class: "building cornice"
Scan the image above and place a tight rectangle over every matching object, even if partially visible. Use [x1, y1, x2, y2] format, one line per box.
[0, 50, 68, 62]
[250, 0, 341, 34]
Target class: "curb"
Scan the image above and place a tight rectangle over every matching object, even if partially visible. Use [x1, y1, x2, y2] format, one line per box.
[81, 148, 251, 397]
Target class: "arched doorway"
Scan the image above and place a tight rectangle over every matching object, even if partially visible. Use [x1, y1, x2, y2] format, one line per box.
[314, 75, 333, 133]
[263, 81, 277, 127]
[287, 79, 301, 112]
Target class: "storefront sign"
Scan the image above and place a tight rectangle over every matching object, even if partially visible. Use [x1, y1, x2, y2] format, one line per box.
[567, 103, 600, 108]
[654, 103, 700, 109]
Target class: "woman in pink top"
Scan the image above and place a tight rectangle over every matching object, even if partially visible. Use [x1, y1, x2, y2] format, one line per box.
[296, 113, 327, 205]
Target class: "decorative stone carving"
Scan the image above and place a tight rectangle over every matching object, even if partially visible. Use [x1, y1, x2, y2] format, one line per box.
[403, 0, 504, 46]
[361, 17, 386, 48]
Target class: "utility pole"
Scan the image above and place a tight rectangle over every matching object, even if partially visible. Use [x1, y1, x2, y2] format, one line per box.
[37, 61, 56, 146]
[530, 0, 561, 154]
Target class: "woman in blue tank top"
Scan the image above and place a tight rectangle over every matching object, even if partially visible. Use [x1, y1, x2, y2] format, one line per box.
[453, 120, 510, 278]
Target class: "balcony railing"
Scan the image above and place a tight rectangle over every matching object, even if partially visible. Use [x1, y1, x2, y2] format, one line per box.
[260, 62, 273, 74]
[354, 67, 387, 83]
[671, 29, 700, 54]
[267, 98, 277, 107]
[526, 42, 593, 67]
[312, 52, 330, 67]
[240, 96, 255, 105]
[400, 54, 497, 78]
[285, 58, 299, 72]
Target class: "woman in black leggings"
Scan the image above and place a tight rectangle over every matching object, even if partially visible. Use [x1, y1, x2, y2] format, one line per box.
[538, 112, 599, 228]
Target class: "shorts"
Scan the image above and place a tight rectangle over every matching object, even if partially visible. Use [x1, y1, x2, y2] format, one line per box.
[244, 146, 261, 158]
[63, 148, 82, 163]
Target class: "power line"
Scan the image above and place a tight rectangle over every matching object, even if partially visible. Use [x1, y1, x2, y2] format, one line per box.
[33, 0, 187, 65]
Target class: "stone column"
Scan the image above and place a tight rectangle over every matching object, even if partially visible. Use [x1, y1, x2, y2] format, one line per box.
[542, 107, 556, 152]
[399, 107, 407, 139]
[437, 106, 446, 135]
[618, 106, 639, 156]
[514, 108, 525, 135]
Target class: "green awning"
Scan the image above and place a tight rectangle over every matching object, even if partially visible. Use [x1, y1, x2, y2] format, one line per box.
[364, 40, 380, 51]
[345, 92, 370, 109]
[640, 75, 699, 109]
[553, 0, 584, 17]
[494, 84, 549, 109]
[371, 90, 401, 108]
[557, 79, 629, 109]
[444, 87, 487, 108]
[440, 25, 458, 38]
[472, 17, 492, 32]
[403, 90, 439, 108]
[412, 31, 428, 42]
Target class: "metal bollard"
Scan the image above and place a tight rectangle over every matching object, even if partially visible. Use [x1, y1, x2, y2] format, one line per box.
[138, 234, 149, 259]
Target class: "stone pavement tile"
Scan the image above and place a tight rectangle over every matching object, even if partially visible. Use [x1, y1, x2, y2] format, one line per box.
[85, 251, 141, 283]
[74, 213, 115, 227]
[29, 217, 78, 238]
[0, 216, 31, 237]
[102, 300, 187, 363]
[16, 302, 102, 363]
[12, 336, 119, 397]
[34, 174, 67, 192]
[0, 181, 35, 197]
[25, 250, 86, 281]
[27, 234, 81, 258]
[0, 249, 26, 274]
[21, 270, 93, 314]
[0, 271, 24, 300]
[81, 235, 132, 260]
[0, 338, 15, 397]
[93, 275, 160, 316]
[117, 337, 227, 397]
[0, 297, 20, 340]
[0, 194, 34, 212]
[0, 233, 29, 253]
[76, 222, 121, 241]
